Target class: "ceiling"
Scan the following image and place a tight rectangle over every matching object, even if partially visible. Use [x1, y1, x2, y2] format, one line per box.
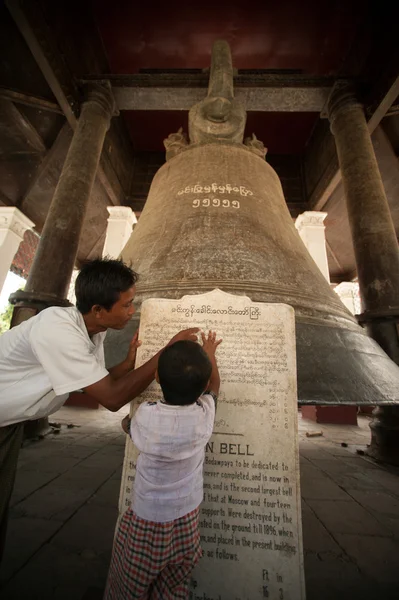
[94, 0, 367, 154]
[95, 0, 364, 75]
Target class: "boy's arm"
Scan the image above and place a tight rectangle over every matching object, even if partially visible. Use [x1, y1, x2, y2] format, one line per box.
[206, 352, 220, 397]
[201, 330, 222, 397]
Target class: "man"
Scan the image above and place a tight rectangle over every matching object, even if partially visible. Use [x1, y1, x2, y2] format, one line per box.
[0, 258, 198, 562]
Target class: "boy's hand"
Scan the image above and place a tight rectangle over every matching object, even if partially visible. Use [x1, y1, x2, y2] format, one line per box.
[201, 330, 222, 356]
[168, 327, 200, 346]
[126, 332, 142, 369]
[121, 415, 131, 434]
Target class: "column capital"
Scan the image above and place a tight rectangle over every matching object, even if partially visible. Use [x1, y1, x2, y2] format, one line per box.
[83, 80, 118, 120]
[334, 281, 357, 299]
[327, 82, 363, 129]
[0, 207, 35, 240]
[295, 211, 327, 231]
[107, 206, 137, 227]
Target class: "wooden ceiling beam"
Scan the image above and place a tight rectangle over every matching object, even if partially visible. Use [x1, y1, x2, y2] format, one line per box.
[0, 98, 46, 153]
[18, 122, 72, 214]
[5, 0, 123, 206]
[0, 190, 13, 206]
[0, 87, 63, 114]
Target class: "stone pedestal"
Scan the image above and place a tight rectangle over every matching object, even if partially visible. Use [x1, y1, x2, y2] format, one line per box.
[295, 211, 330, 282]
[102, 206, 137, 258]
[328, 84, 399, 464]
[0, 207, 34, 294]
[117, 290, 305, 599]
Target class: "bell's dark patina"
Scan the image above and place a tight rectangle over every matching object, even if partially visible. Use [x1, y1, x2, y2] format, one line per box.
[105, 41, 399, 405]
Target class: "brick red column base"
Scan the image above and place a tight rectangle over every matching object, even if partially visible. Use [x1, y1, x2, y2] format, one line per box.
[302, 405, 358, 425]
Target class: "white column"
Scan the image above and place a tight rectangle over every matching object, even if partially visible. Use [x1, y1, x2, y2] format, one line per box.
[67, 268, 79, 305]
[334, 281, 361, 315]
[295, 211, 330, 282]
[102, 206, 137, 259]
[0, 207, 35, 294]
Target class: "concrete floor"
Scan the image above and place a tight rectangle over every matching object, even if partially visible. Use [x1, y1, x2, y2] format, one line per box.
[0, 407, 399, 599]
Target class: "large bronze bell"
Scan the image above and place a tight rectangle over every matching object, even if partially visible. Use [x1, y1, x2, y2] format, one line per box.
[105, 41, 399, 405]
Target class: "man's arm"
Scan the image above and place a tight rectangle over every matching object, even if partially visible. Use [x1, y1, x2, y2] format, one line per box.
[108, 332, 141, 380]
[85, 327, 199, 412]
[201, 330, 222, 396]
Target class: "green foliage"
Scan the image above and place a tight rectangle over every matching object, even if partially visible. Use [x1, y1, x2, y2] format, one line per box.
[0, 303, 13, 334]
[0, 284, 25, 334]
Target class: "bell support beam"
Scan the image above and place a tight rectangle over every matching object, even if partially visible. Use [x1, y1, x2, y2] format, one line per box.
[89, 73, 333, 112]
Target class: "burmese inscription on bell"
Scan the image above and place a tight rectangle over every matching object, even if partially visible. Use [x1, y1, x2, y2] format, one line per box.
[118, 289, 305, 600]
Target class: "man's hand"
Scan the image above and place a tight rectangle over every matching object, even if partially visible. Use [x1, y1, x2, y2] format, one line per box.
[168, 327, 200, 346]
[108, 332, 142, 380]
[201, 330, 222, 357]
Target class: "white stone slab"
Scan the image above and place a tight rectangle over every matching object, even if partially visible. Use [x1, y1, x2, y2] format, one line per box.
[118, 289, 305, 600]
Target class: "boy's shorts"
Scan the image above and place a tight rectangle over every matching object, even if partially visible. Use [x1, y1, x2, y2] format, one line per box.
[104, 506, 202, 600]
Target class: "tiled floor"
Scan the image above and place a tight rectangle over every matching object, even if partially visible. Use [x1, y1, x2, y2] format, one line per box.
[1, 406, 399, 599]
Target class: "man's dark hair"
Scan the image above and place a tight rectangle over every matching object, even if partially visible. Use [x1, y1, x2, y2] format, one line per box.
[158, 341, 212, 406]
[75, 258, 138, 314]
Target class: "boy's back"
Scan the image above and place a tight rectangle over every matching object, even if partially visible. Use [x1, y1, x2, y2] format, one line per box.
[131, 393, 216, 522]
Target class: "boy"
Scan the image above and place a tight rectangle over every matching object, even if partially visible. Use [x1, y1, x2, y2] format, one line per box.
[104, 330, 222, 600]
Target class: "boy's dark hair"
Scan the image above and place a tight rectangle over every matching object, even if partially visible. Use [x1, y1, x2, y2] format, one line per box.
[158, 340, 212, 406]
[75, 258, 138, 314]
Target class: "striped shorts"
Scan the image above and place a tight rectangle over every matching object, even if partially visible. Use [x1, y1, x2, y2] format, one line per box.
[104, 507, 202, 600]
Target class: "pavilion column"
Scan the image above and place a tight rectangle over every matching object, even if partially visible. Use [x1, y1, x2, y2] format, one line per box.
[295, 211, 330, 282]
[0, 207, 34, 294]
[10, 81, 116, 325]
[328, 84, 399, 464]
[102, 206, 137, 259]
[9, 82, 115, 437]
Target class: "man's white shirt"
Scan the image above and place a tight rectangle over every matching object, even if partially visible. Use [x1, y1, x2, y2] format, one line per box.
[0, 306, 108, 426]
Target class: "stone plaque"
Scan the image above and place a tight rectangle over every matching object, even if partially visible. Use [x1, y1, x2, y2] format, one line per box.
[118, 289, 305, 600]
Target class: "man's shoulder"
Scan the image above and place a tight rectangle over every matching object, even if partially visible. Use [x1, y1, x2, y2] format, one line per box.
[38, 306, 79, 323]
[27, 307, 88, 348]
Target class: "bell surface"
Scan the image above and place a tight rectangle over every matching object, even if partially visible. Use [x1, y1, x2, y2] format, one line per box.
[105, 40, 399, 406]
[108, 142, 399, 405]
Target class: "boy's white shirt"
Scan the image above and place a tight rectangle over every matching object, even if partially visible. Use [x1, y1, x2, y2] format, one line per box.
[130, 394, 216, 522]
